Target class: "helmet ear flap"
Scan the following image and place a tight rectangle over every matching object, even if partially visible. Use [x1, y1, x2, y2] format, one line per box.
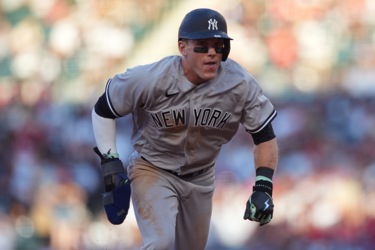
[222, 39, 231, 61]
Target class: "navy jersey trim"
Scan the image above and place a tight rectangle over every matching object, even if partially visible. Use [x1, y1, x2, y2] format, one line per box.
[247, 109, 277, 134]
[105, 78, 121, 118]
[94, 78, 121, 119]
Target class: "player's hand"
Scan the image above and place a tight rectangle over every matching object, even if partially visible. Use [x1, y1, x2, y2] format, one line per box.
[93, 147, 128, 191]
[93, 147, 131, 225]
[243, 191, 274, 226]
[243, 167, 274, 226]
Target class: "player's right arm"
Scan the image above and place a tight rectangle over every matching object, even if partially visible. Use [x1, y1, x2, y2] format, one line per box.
[91, 80, 131, 225]
[92, 92, 118, 155]
[92, 65, 153, 153]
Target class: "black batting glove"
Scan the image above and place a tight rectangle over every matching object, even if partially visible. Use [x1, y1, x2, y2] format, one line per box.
[244, 167, 274, 226]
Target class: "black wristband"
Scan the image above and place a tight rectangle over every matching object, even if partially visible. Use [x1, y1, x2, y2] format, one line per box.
[256, 167, 274, 180]
[254, 167, 274, 196]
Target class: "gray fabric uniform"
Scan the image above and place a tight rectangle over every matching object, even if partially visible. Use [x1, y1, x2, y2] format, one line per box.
[105, 55, 276, 249]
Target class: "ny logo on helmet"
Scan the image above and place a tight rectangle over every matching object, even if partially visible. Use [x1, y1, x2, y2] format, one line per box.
[207, 18, 218, 30]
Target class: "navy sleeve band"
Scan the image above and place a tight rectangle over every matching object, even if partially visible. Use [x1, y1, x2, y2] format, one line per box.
[94, 93, 117, 119]
[251, 123, 276, 145]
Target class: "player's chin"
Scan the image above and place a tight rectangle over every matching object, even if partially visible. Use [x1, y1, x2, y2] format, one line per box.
[203, 71, 218, 81]
[201, 67, 219, 80]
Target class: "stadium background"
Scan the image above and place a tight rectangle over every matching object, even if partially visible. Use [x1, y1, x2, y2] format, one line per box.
[0, 0, 375, 249]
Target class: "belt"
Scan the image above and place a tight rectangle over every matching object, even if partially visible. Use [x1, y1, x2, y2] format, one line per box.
[162, 167, 209, 179]
[141, 156, 210, 179]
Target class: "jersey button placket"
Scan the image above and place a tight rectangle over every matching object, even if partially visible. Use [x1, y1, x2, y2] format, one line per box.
[186, 90, 200, 157]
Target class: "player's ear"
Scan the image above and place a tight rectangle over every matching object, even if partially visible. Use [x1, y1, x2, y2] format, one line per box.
[178, 39, 188, 56]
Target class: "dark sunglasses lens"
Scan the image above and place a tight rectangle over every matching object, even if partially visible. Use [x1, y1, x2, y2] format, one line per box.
[215, 47, 224, 53]
[194, 47, 209, 53]
[193, 47, 224, 54]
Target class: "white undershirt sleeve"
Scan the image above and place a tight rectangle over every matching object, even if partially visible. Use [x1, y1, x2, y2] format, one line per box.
[91, 109, 118, 155]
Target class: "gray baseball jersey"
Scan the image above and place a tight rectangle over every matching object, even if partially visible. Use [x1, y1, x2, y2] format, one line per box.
[105, 55, 276, 175]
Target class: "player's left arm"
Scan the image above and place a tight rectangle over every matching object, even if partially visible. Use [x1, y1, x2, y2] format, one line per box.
[240, 77, 278, 225]
[254, 136, 278, 172]
[243, 122, 278, 226]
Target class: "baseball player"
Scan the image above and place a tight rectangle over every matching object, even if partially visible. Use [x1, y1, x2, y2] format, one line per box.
[92, 8, 278, 250]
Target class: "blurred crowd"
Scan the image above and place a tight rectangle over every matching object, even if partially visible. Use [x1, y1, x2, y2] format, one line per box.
[0, 0, 375, 249]
[217, 0, 375, 98]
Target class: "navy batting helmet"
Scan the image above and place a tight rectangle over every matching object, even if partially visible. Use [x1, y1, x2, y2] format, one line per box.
[178, 8, 233, 61]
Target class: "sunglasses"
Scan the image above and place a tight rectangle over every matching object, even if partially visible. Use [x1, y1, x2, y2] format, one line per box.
[193, 46, 224, 54]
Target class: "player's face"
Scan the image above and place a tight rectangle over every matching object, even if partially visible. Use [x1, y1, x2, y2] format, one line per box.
[179, 38, 224, 85]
